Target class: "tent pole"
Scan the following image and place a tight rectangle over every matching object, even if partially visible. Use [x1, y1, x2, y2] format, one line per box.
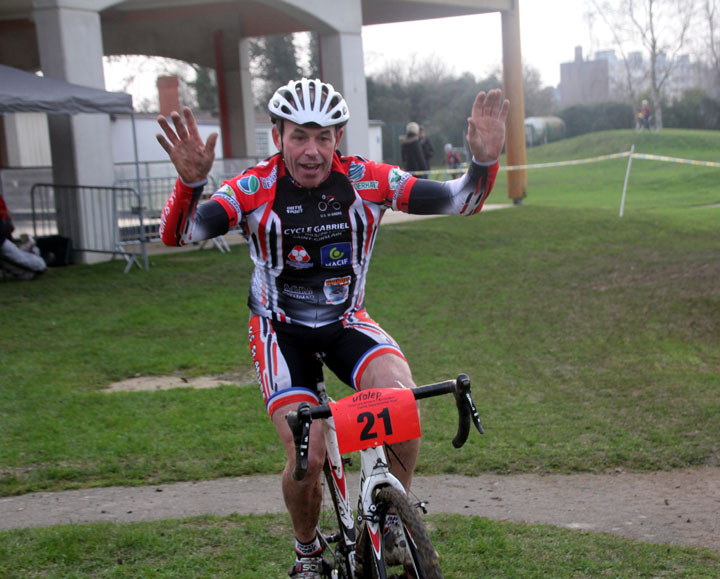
[130, 111, 148, 270]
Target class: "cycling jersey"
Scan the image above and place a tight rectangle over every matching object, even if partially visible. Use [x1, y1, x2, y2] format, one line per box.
[161, 151, 498, 328]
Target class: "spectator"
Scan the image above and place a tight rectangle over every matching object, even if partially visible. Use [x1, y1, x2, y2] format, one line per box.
[640, 99, 652, 130]
[0, 191, 47, 280]
[444, 143, 461, 169]
[418, 125, 434, 169]
[399, 121, 428, 173]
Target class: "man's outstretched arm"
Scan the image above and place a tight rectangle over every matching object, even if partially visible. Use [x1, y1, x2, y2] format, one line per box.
[397, 89, 509, 216]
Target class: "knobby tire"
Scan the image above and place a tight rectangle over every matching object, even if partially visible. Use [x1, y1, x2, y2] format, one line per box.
[359, 486, 443, 579]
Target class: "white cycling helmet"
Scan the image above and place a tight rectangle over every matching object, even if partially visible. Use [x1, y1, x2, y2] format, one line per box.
[268, 78, 349, 128]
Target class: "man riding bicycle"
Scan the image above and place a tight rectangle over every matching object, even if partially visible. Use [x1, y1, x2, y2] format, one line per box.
[156, 78, 509, 578]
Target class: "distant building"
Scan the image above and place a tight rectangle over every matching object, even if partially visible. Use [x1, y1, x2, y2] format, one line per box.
[558, 46, 709, 107]
[559, 46, 610, 108]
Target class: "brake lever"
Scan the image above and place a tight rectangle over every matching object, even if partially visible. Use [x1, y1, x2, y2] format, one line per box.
[286, 402, 312, 480]
[452, 373, 484, 449]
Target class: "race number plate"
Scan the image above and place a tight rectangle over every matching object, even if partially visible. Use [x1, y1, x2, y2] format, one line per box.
[330, 388, 421, 454]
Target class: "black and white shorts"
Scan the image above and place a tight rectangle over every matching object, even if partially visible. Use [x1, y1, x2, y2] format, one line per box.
[248, 310, 406, 417]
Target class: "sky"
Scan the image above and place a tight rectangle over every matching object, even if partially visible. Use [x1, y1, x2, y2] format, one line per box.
[361, 2, 593, 88]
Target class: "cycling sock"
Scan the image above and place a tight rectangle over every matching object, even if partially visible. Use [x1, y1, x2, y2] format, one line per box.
[295, 535, 322, 558]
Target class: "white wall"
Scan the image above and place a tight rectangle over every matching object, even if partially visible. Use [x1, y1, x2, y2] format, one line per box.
[3, 113, 52, 166]
[4, 113, 383, 168]
[111, 115, 223, 164]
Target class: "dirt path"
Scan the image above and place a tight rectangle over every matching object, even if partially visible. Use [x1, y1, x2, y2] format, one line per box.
[5, 372, 716, 554]
[2, 468, 718, 553]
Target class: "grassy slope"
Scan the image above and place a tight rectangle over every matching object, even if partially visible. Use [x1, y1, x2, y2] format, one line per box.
[1, 129, 718, 496]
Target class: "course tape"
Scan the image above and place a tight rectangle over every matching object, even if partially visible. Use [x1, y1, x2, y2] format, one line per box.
[628, 153, 720, 168]
[414, 150, 720, 177]
[502, 151, 631, 171]
[504, 150, 720, 171]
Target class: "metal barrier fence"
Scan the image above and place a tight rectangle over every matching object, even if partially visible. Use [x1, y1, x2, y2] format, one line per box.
[114, 176, 220, 241]
[114, 176, 233, 253]
[30, 183, 148, 273]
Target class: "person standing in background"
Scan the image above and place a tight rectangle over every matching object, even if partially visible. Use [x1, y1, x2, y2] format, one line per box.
[444, 143, 461, 169]
[418, 125, 434, 169]
[400, 121, 427, 173]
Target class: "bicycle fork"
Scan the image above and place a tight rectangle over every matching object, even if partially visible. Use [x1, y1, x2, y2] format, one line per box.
[323, 416, 357, 576]
[356, 446, 408, 569]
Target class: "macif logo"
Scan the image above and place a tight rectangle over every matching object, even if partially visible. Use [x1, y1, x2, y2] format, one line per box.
[320, 242, 351, 268]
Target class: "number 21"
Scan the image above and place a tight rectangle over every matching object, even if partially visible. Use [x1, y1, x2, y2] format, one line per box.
[358, 407, 393, 441]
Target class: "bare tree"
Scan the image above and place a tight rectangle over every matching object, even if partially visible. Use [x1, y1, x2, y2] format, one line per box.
[249, 34, 302, 108]
[589, 0, 696, 129]
[589, 0, 641, 104]
[522, 65, 558, 116]
[703, 0, 720, 98]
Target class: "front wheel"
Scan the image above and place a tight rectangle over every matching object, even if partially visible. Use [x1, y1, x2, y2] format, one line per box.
[358, 486, 443, 579]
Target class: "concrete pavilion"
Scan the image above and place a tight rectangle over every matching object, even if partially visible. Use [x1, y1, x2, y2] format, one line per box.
[0, 0, 528, 261]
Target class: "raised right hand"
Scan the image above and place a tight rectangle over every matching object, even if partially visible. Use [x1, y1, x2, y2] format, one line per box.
[156, 107, 218, 184]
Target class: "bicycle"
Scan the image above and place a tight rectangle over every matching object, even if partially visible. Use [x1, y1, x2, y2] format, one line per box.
[285, 373, 484, 578]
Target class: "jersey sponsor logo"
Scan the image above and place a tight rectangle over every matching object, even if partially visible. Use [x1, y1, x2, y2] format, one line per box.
[323, 275, 351, 305]
[287, 204, 303, 215]
[218, 184, 236, 198]
[284, 223, 350, 236]
[261, 165, 278, 189]
[352, 180, 379, 190]
[237, 175, 261, 195]
[282, 283, 315, 301]
[318, 194, 341, 212]
[286, 245, 313, 269]
[318, 194, 342, 217]
[348, 162, 366, 182]
[321, 242, 352, 268]
[211, 191, 242, 214]
[388, 167, 407, 190]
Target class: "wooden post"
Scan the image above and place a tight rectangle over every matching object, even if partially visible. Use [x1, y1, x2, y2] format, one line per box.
[501, 1, 528, 203]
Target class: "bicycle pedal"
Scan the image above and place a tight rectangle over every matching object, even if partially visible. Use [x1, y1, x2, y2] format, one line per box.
[415, 501, 428, 514]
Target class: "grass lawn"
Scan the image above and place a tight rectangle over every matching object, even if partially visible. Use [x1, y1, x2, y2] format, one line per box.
[1, 514, 718, 578]
[1, 128, 719, 575]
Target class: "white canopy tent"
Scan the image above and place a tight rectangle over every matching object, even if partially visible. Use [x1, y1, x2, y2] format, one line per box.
[0, 64, 140, 184]
[0, 64, 147, 271]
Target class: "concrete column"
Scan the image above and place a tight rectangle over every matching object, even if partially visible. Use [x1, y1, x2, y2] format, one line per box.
[33, 0, 117, 262]
[226, 38, 256, 159]
[501, 2, 528, 203]
[214, 31, 256, 168]
[318, 31, 369, 158]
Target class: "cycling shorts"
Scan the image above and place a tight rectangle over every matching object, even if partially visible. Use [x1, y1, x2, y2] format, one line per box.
[248, 310, 407, 417]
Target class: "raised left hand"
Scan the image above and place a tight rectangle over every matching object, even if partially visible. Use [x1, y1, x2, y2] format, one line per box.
[466, 89, 510, 163]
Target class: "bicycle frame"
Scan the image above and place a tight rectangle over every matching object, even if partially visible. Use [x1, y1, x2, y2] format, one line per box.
[320, 399, 357, 576]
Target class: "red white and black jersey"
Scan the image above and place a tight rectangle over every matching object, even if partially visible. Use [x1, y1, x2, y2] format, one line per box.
[160, 152, 498, 328]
